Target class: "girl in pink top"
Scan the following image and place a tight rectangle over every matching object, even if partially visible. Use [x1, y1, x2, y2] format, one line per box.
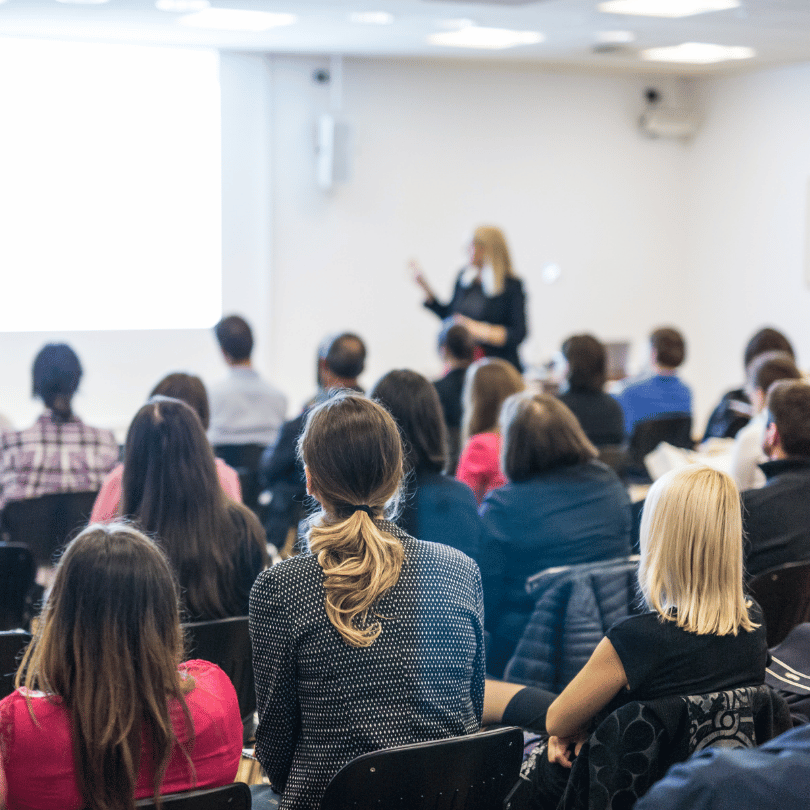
[456, 358, 525, 503]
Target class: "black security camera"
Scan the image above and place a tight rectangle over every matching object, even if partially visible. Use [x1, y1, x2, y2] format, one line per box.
[313, 69, 330, 84]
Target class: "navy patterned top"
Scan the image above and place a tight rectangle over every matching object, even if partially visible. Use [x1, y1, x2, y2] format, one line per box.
[249, 520, 485, 810]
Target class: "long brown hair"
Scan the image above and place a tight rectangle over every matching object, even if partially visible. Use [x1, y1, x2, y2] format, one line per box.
[16, 524, 195, 810]
[472, 226, 515, 295]
[299, 393, 405, 648]
[462, 357, 525, 442]
[121, 396, 268, 619]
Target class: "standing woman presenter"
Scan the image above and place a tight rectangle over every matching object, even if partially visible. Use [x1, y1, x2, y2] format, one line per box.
[413, 226, 527, 371]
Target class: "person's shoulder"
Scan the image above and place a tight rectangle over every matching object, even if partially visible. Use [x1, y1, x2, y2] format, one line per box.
[406, 536, 480, 577]
[253, 552, 319, 592]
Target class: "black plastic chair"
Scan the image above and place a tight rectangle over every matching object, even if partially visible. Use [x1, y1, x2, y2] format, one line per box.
[214, 444, 266, 517]
[0, 490, 97, 566]
[0, 630, 31, 699]
[319, 727, 524, 810]
[749, 561, 810, 647]
[135, 783, 251, 809]
[0, 544, 36, 631]
[627, 414, 693, 481]
[183, 616, 255, 727]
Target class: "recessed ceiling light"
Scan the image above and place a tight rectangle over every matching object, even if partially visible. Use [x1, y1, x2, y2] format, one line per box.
[349, 12, 394, 25]
[55, 0, 111, 4]
[179, 8, 297, 31]
[599, 0, 739, 18]
[436, 18, 475, 31]
[596, 30, 636, 44]
[427, 27, 544, 50]
[641, 42, 755, 63]
[156, 0, 210, 11]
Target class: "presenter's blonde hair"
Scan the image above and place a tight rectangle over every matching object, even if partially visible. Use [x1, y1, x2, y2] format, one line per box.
[473, 226, 515, 295]
[638, 465, 756, 636]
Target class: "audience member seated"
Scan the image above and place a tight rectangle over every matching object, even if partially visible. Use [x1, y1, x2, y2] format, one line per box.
[557, 333, 625, 447]
[456, 357, 525, 504]
[743, 380, 810, 579]
[634, 724, 810, 810]
[517, 466, 767, 805]
[370, 369, 481, 560]
[260, 333, 366, 553]
[616, 327, 692, 438]
[249, 394, 484, 810]
[433, 324, 475, 473]
[704, 326, 796, 441]
[729, 352, 800, 492]
[208, 314, 287, 447]
[90, 372, 242, 522]
[479, 393, 632, 677]
[122, 397, 268, 619]
[0, 523, 242, 810]
[0, 343, 118, 511]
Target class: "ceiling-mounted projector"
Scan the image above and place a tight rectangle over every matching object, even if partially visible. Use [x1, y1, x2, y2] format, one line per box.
[638, 88, 700, 140]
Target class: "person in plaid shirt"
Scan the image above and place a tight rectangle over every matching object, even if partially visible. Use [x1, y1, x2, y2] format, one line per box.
[0, 344, 118, 511]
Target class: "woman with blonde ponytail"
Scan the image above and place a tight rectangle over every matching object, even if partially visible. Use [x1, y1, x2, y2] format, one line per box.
[249, 393, 485, 810]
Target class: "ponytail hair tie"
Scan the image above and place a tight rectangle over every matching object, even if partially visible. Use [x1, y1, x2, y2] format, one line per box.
[351, 505, 375, 517]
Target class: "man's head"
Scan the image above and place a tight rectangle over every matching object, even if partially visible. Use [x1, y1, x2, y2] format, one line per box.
[214, 315, 253, 365]
[744, 327, 794, 370]
[438, 324, 474, 367]
[764, 380, 810, 460]
[746, 352, 801, 414]
[319, 333, 367, 389]
[650, 327, 686, 371]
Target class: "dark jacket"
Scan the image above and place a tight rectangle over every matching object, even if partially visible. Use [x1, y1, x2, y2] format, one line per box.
[557, 388, 625, 447]
[743, 457, 810, 579]
[425, 273, 527, 370]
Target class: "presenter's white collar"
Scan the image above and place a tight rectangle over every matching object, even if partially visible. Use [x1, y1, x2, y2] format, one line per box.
[460, 263, 497, 297]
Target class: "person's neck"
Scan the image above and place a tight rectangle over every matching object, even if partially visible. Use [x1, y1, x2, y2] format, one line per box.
[227, 358, 252, 370]
[769, 446, 790, 461]
[653, 364, 678, 376]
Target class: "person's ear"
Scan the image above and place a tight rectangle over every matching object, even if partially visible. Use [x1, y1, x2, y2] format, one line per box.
[763, 420, 780, 458]
[304, 467, 320, 502]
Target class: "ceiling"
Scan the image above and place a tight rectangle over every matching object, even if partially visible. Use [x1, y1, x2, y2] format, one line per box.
[2, 0, 810, 75]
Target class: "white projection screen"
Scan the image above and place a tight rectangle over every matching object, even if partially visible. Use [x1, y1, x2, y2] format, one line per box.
[0, 38, 222, 332]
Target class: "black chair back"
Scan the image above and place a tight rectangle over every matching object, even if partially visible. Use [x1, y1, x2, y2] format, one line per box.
[0, 544, 36, 631]
[749, 561, 810, 647]
[214, 444, 266, 517]
[319, 727, 524, 810]
[0, 491, 97, 566]
[0, 630, 32, 699]
[627, 415, 693, 481]
[135, 783, 251, 809]
[183, 616, 255, 725]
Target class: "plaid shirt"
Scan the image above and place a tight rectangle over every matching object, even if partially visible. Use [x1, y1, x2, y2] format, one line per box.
[0, 411, 119, 510]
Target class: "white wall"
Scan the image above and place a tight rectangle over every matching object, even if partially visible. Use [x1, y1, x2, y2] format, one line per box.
[685, 62, 810, 428]
[269, 56, 695, 410]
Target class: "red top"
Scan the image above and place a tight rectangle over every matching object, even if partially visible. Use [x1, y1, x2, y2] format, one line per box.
[0, 660, 242, 810]
[456, 431, 506, 505]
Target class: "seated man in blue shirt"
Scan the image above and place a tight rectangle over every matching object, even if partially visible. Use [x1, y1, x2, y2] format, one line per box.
[617, 327, 692, 437]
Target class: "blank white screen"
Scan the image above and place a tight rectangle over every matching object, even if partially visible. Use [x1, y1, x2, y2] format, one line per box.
[0, 38, 221, 331]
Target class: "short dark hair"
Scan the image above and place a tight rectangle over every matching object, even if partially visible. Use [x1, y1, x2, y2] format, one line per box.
[214, 315, 253, 362]
[149, 372, 210, 430]
[748, 351, 801, 395]
[324, 333, 366, 380]
[370, 370, 447, 474]
[650, 327, 686, 369]
[439, 324, 475, 363]
[767, 381, 810, 458]
[562, 334, 606, 392]
[32, 343, 82, 418]
[501, 393, 597, 482]
[744, 327, 794, 369]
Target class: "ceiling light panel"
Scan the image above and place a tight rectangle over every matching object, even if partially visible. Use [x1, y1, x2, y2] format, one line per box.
[599, 0, 739, 18]
[179, 8, 297, 31]
[641, 42, 755, 63]
[428, 27, 544, 50]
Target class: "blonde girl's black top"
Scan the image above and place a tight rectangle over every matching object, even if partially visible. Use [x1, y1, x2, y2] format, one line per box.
[249, 520, 485, 810]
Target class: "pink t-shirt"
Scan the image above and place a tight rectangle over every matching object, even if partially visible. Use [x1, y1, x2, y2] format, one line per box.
[90, 459, 242, 523]
[456, 432, 506, 504]
[0, 660, 242, 810]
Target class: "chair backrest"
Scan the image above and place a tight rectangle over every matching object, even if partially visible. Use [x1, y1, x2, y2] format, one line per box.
[597, 444, 628, 481]
[320, 727, 524, 810]
[0, 630, 32, 700]
[0, 544, 36, 631]
[628, 414, 693, 469]
[183, 616, 254, 723]
[135, 782, 251, 809]
[213, 444, 266, 516]
[0, 491, 97, 566]
[749, 561, 810, 647]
